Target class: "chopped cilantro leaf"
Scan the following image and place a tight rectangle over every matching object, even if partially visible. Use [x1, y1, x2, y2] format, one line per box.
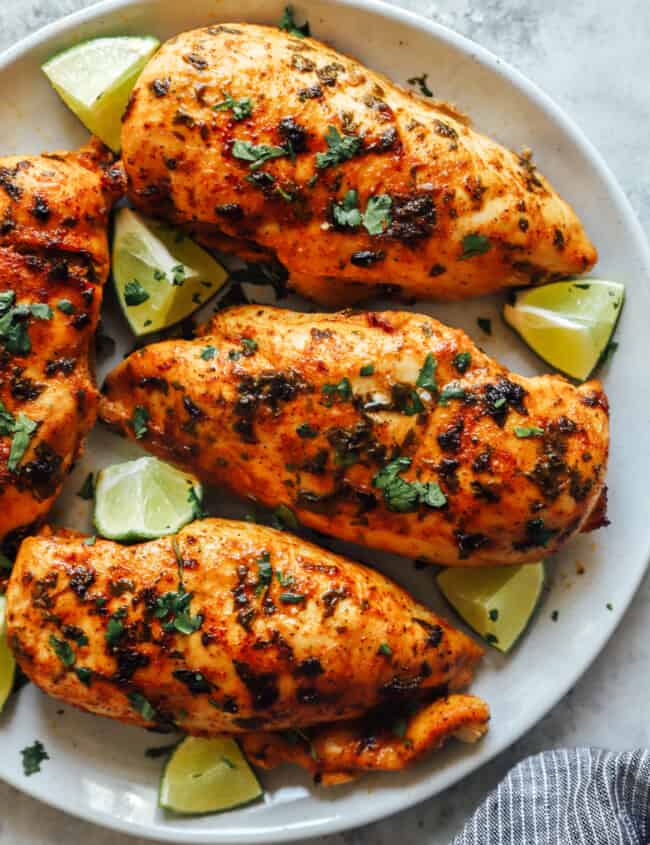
[360, 363, 374, 376]
[439, 382, 466, 406]
[256, 552, 273, 596]
[485, 633, 499, 645]
[322, 377, 352, 404]
[30, 303, 52, 320]
[154, 585, 203, 635]
[7, 412, 38, 472]
[416, 353, 437, 391]
[332, 189, 362, 228]
[514, 425, 545, 438]
[105, 609, 127, 647]
[280, 591, 305, 604]
[214, 92, 254, 121]
[132, 405, 149, 439]
[49, 635, 75, 668]
[128, 692, 157, 721]
[363, 194, 392, 235]
[279, 5, 311, 38]
[77, 472, 95, 500]
[377, 642, 392, 656]
[200, 345, 217, 360]
[56, 299, 76, 314]
[21, 741, 49, 776]
[241, 337, 258, 355]
[123, 280, 150, 306]
[453, 352, 471, 373]
[407, 73, 433, 97]
[74, 667, 93, 686]
[276, 570, 294, 587]
[171, 264, 186, 286]
[373, 457, 447, 512]
[488, 608, 499, 622]
[271, 505, 299, 531]
[82, 535, 96, 546]
[297, 423, 318, 438]
[187, 485, 205, 519]
[232, 140, 287, 171]
[460, 233, 491, 260]
[316, 126, 363, 170]
[477, 317, 492, 335]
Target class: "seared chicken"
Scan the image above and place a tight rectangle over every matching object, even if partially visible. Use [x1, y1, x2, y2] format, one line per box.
[6, 519, 488, 781]
[0, 141, 123, 553]
[121, 23, 596, 306]
[100, 306, 609, 566]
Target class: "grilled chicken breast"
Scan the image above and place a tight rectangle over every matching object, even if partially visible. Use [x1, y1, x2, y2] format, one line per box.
[6, 519, 488, 780]
[0, 141, 123, 553]
[100, 306, 609, 566]
[121, 23, 596, 306]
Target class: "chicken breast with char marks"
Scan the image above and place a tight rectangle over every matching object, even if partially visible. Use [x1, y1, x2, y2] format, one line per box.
[0, 141, 123, 554]
[121, 23, 596, 306]
[6, 519, 488, 781]
[99, 306, 609, 566]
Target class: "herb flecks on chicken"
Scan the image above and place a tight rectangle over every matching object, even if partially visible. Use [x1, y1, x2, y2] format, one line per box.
[121, 23, 597, 306]
[99, 307, 609, 566]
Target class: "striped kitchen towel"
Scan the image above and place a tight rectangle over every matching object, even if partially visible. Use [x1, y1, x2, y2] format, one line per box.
[453, 748, 650, 844]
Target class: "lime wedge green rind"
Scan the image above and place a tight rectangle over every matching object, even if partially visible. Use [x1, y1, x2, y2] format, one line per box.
[436, 562, 545, 653]
[112, 208, 228, 336]
[503, 279, 624, 381]
[159, 736, 262, 815]
[42, 36, 159, 152]
[0, 595, 16, 714]
[94, 457, 203, 543]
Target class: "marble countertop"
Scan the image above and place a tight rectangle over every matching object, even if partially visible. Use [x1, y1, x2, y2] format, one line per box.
[1, 1, 649, 843]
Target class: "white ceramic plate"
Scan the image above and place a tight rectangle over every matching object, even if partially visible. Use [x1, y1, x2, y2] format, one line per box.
[1, 0, 649, 842]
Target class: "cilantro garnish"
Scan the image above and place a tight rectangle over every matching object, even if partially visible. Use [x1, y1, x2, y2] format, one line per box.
[6, 411, 38, 472]
[363, 194, 392, 235]
[56, 299, 75, 314]
[279, 5, 311, 37]
[132, 405, 149, 439]
[477, 317, 492, 335]
[322, 377, 352, 404]
[316, 126, 363, 170]
[416, 353, 437, 391]
[187, 485, 205, 519]
[271, 505, 299, 531]
[279, 591, 305, 604]
[513, 425, 545, 438]
[276, 570, 294, 587]
[49, 635, 75, 668]
[407, 73, 433, 97]
[21, 740, 49, 776]
[77, 472, 95, 500]
[153, 540, 203, 635]
[214, 92, 254, 121]
[377, 642, 392, 656]
[460, 233, 491, 260]
[232, 140, 288, 171]
[123, 280, 149, 306]
[332, 189, 362, 228]
[439, 383, 466, 406]
[372, 457, 447, 513]
[453, 352, 471, 373]
[296, 423, 318, 438]
[359, 364, 374, 376]
[128, 691, 157, 721]
[75, 667, 93, 686]
[0, 291, 52, 356]
[255, 551, 273, 596]
[30, 303, 52, 320]
[171, 264, 186, 286]
[200, 345, 217, 360]
[105, 608, 127, 647]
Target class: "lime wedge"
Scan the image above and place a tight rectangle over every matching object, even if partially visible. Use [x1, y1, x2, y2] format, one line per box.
[503, 279, 624, 381]
[436, 562, 545, 653]
[94, 457, 203, 543]
[112, 208, 228, 336]
[159, 736, 262, 815]
[0, 595, 16, 714]
[42, 36, 159, 152]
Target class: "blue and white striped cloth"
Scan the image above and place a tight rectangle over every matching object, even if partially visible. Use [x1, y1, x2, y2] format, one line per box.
[453, 749, 650, 844]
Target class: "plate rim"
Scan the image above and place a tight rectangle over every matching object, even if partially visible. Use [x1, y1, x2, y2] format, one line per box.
[1, 0, 649, 841]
